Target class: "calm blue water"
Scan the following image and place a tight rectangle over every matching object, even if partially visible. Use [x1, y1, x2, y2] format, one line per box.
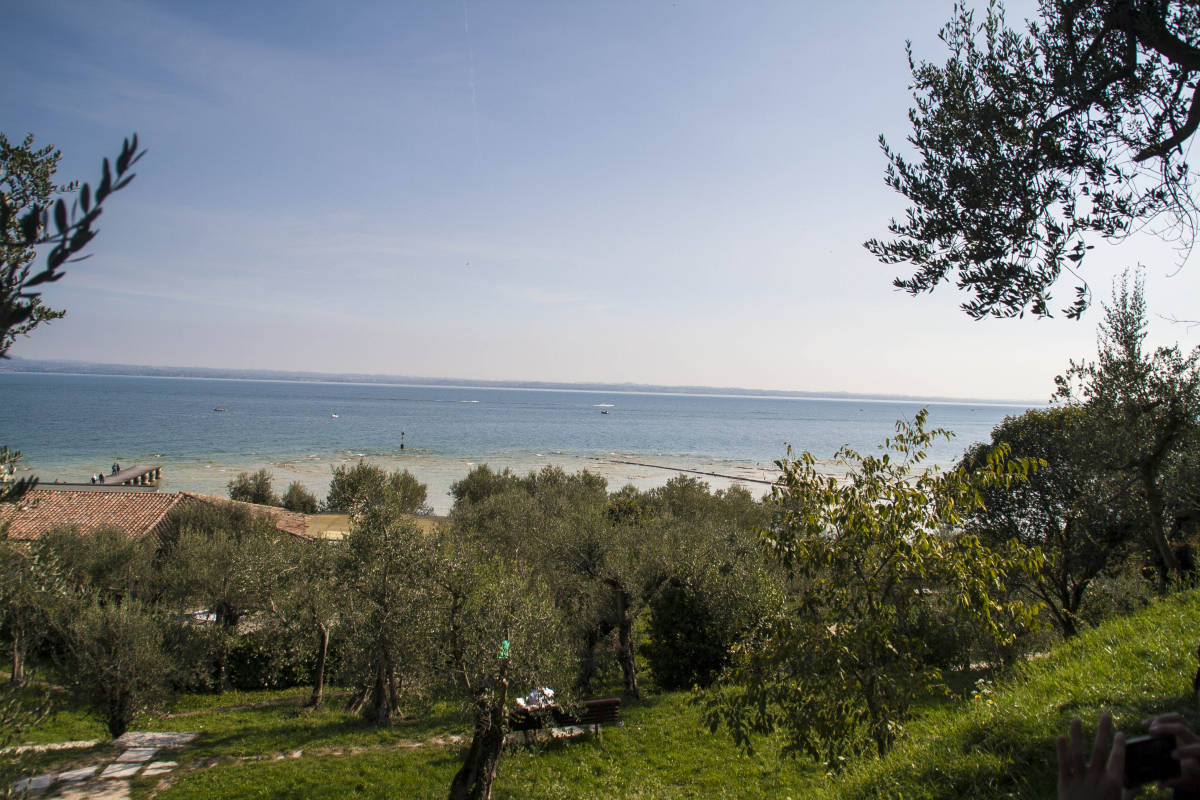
[0, 373, 1035, 510]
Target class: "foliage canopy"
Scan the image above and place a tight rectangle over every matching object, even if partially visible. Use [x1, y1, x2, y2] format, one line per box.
[706, 412, 1042, 763]
[868, 1, 1200, 318]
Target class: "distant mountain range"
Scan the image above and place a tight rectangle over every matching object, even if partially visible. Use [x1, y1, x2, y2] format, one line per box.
[0, 357, 1038, 406]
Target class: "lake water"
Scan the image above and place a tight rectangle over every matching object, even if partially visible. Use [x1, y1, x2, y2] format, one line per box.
[0, 373, 1035, 513]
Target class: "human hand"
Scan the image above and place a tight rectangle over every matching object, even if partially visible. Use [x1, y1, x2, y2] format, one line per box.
[1145, 712, 1200, 791]
[1057, 713, 1133, 800]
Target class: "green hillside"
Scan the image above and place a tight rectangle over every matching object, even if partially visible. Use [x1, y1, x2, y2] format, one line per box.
[814, 588, 1200, 800]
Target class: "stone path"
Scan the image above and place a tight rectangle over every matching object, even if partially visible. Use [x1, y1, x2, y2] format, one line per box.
[12, 731, 195, 799]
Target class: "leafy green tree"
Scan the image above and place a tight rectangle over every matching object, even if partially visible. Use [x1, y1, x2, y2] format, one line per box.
[56, 598, 171, 737]
[33, 525, 155, 605]
[0, 541, 68, 685]
[340, 489, 438, 722]
[1055, 271, 1200, 587]
[281, 481, 319, 514]
[227, 468, 281, 507]
[868, 2, 1200, 318]
[450, 466, 618, 693]
[156, 503, 285, 690]
[267, 537, 343, 707]
[960, 406, 1135, 638]
[435, 542, 571, 800]
[0, 446, 34, 506]
[644, 557, 782, 691]
[327, 461, 430, 514]
[705, 412, 1041, 763]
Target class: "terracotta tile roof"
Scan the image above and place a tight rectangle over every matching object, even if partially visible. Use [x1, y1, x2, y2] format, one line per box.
[178, 493, 312, 540]
[0, 489, 315, 542]
[0, 489, 184, 541]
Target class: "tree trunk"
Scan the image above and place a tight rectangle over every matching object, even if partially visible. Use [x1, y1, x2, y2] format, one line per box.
[575, 626, 600, 693]
[307, 623, 330, 708]
[616, 592, 640, 699]
[11, 627, 25, 686]
[448, 687, 508, 800]
[345, 686, 369, 714]
[387, 657, 401, 715]
[213, 630, 232, 693]
[366, 658, 391, 723]
[1142, 462, 1179, 592]
[863, 676, 890, 757]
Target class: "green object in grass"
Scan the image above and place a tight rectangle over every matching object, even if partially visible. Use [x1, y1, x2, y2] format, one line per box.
[498, 640, 510, 660]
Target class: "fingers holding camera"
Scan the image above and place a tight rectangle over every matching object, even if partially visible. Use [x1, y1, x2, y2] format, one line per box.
[1145, 714, 1200, 790]
[1057, 714, 1131, 800]
[1147, 714, 1200, 746]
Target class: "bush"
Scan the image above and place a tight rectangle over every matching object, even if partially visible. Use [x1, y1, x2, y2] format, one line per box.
[644, 563, 781, 690]
[226, 624, 312, 691]
[58, 599, 172, 737]
[228, 469, 280, 507]
[281, 481, 319, 514]
[327, 461, 430, 514]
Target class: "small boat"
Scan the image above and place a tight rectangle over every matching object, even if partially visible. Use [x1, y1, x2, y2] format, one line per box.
[600, 410, 609, 415]
[331, 413, 339, 419]
[213, 407, 227, 412]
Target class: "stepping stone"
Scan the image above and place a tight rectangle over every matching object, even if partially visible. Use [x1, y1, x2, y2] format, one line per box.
[11, 773, 55, 792]
[58, 780, 131, 800]
[100, 763, 141, 778]
[58, 765, 101, 782]
[114, 731, 196, 749]
[116, 747, 157, 762]
[142, 761, 177, 776]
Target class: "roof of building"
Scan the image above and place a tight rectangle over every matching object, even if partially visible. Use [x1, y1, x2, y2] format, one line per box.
[0, 488, 314, 542]
[178, 492, 310, 539]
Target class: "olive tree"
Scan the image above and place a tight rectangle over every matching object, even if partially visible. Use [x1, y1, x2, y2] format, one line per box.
[33, 525, 155, 605]
[435, 538, 571, 800]
[268, 537, 343, 707]
[869, 1, 1200, 318]
[340, 486, 439, 722]
[155, 503, 285, 690]
[705, 412, 1041, 763]
[327, 461, 430, 514]
[1, 132, 143, 356]
[960, 406, 1139, 637]
[0, 541, 68, 685]
[56, 598, 171, 738]
[1055, 271, 1200, 587]
[281, 481, 319, 514]
[227, 469, 281, 507]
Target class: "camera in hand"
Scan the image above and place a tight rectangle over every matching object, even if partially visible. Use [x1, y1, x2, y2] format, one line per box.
[1124, 734, 1181, 788]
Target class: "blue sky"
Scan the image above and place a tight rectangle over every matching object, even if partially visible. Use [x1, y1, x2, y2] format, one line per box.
[4, 0, 1198, 402]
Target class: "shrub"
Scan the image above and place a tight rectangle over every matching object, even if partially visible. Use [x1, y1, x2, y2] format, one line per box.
[281, 481, 319, 514]
[228, 469, 280, 507]
[226, 624, 312, 691]
[644, 563, 780, 690]
[58, 599, 172, 737]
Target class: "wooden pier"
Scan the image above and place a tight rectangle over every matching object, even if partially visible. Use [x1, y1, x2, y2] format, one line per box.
[92, 464, 162, 486]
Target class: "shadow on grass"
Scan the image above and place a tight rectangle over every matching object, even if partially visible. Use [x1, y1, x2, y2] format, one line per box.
[845, 691, 1199, 800]
[175, 704, 470, 762]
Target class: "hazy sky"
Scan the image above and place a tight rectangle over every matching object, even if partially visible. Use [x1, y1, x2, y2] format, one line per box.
[4, 0, 1198, 402]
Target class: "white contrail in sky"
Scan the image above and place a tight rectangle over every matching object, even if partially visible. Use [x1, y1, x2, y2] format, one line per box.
[462, 0, 483, 161]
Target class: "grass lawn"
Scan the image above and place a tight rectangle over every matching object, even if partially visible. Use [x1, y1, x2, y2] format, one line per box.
[14, 588, 1200, 799]
[141, 692, 821, 800]
[810, 587, 1200, 800]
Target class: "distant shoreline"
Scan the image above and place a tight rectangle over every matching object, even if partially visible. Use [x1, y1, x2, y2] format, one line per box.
[0, 358, 1040, 407]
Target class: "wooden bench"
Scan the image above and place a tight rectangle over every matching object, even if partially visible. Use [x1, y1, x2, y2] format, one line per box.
[510, 697, 621, 735]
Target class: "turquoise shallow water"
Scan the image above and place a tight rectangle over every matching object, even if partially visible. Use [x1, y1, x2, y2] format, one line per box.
[0, 373, 1035, 513]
